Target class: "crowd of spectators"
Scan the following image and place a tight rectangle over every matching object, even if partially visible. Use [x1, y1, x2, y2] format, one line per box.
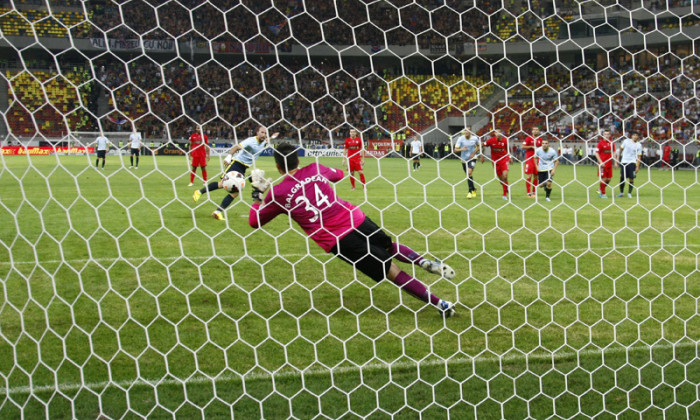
[4, 0, 700, 145]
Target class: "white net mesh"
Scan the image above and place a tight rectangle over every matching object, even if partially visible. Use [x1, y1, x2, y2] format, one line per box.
[1, 0, 699, 418]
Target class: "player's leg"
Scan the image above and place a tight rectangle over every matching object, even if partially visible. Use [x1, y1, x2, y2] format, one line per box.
[350, 170, 356, 189]
[201, 165, 207, 182]
[627, 166, 635, 196]
[467, 165, 476, 195]
[212, 192, 238, 220]
[332, 221, 455, 316]
[359, 170, 366, 186]
[130, 151, 134, 168]
[618, 164, 628, 196]
[500, 168, 509, 198]
[135, 150, 139, 168]
[190, 165, 197, 186]
[390, 242, 455, 279]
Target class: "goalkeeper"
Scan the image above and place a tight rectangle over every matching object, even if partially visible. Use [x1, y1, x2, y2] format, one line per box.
[193, 125, 278, 221]
[248, 143, 457, 317]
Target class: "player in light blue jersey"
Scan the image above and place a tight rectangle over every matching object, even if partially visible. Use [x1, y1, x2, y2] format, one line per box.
[193, 125, 279, 221]
[453, 126, 481, 199]
[616, 132, 642, 198]
[534, 138, 560, 201]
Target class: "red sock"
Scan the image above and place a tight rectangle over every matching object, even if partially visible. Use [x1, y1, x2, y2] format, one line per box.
[350, 176, 356, 189]
[360, 173, 366, 184]
[526, 181, 531, 194]
[502, 181, 509, 195]
[202, 169, 207, 181]
[190, 170, 196, 183]
[533, 177, 538, 188]
[600, 182, 606, 194]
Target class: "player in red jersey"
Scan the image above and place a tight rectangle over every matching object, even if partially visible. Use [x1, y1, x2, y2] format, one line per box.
[248, 143, 457, 317]
[343, 128, 366, 189]
[188, 126, 209, 186]
[662, 143, 672, 170]
[481, 129, 511, 199]
[522, 126, 543, 197]
[595, 129, 616, 199]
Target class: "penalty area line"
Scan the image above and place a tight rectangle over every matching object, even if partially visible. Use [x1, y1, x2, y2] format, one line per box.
[1, 341, 697, 396]
[2, 244, 697, 267]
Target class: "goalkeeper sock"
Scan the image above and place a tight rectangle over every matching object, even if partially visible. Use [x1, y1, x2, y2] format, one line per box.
[392, 271, 439, 305]
[391, 243, 422, 264]
[219, 194, 234, 211]
[202, 169, 207, 181]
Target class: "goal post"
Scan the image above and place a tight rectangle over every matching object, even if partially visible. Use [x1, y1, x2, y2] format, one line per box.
[0, 1, 698, 418]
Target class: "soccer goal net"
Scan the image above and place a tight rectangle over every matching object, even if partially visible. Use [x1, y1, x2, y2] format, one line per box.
[0, 1, 698, 418]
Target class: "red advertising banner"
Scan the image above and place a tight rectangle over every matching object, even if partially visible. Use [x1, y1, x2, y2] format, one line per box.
[2, 146, 95, 155]
[367, 140, 403, 158]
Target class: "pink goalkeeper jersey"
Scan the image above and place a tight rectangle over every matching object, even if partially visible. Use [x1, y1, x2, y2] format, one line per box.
[249, 163, 366, 252]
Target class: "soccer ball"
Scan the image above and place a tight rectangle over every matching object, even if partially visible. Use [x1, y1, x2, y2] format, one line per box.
[222, 171, 246, 193]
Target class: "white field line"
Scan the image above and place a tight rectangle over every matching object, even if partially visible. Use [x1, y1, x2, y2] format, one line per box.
[1, 341, 697, 396]
[2, 244, 698, 267]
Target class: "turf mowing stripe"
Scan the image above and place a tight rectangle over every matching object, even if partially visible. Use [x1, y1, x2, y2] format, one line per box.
[2, 341, 697, 396]
[2, 244, 697, 266]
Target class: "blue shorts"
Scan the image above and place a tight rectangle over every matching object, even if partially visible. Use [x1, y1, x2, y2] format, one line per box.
[221, 160, 248, 179]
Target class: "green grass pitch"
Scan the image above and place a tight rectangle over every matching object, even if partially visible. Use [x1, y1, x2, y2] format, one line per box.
[0, 153, 698, 418]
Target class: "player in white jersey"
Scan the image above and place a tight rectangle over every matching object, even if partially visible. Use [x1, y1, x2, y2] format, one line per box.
[534, 138, 560, 202]
[453, 126, 481, 198]
[192, 125, 279, 221]
[128, 129, 142, 169]
[617, 132, 643, 198]
[410, 136, 423, 171]
[92, 132, 111, 169]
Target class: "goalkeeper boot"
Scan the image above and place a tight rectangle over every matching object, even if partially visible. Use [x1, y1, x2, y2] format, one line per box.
[211, 211, 225, 221]
[192, 190, 202, 202]
[420, 259, 455, 280]
[438, 300, 456, 318]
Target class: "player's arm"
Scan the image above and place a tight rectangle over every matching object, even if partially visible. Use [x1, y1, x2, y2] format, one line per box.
[321, 164, 345, 183]
[249, 197, 283, 228]
[595, 148, 603, 165]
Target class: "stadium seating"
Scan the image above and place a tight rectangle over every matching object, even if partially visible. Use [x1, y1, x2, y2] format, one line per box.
[380, 75, 491, 133]
[6, 69, 91, 136]
[0, 7, 89, 38]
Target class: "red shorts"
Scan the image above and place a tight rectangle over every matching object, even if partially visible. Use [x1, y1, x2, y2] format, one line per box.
[598, 164, 613, 179]
[523, 158, 537, 175]
[495, 160, 509, 176]
[348, 159, 363, 172]
[191, 156, 207, 167]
